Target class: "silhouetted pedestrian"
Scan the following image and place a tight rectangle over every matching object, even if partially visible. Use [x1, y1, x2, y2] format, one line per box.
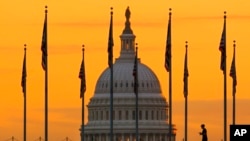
[199, 124, 208, 141]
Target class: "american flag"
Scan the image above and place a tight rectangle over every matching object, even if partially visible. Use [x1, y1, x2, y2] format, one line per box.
[79, 50, 86, 98]
[183, 46, 189, 98]
[165, 11, 171, 72]
[108, 10, 114, 68]
[219, 18, 226, 72]
[41, 12, 47, 71]
[21, 48, 27, 95]
[133, 48, 138, 94]
[230, 46, 237, 95]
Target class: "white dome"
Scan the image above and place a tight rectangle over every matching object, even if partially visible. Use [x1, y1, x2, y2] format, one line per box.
[95, 58, 161, 94]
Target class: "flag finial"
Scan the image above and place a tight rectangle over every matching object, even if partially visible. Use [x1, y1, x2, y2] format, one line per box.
[233, 40, 236, 48]
[110, 7, 113, 15]
[82, 44, 85, 52]
[24, 44, 27, 51]
[45, 6, 48, 13]
[135, 43, 138, 51]
[224, 11, 227, 19]
[185, 41, 188, 49]
[169, 8, 172, 16]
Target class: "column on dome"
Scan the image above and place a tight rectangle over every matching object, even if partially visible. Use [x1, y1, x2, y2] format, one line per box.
[114, 134, 116, 141]
[106, 134, 108, 141]
[99, 134, 101, 141]
[123, 134, 126, 141]
[164, 134, 167, 141]
[148, 134, 152, 141]
[126, 134, 129, 141]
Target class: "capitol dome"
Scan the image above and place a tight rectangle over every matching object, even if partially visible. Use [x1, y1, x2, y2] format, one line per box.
[82, 7, 176, 141]
[95, 59, 161, 94]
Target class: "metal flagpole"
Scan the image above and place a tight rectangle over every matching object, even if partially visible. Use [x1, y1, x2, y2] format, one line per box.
[232, 81, 235, 125]
[184, 41, 188, 141]
[80, 45, 86, 141]
[231, 40, 236, 125]
[22, 44, 27, 141]
[168, 8, 172, 141]
[24, 45, 27, 141]
[223, 11, 227, 141]
[219, 11, 227, 141]
[82, 93, 85, 140]
[164, 8, 172, 141]
[44, 6, 48, 141]
[107, 7, 114, 141]
[134, 45, 139, 141]
[110, 45, 114, 141]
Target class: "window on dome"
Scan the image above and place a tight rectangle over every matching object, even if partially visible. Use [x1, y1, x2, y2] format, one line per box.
[100, 111, 103, 120]
[132, 110, 135, 120]
[119, 110, 122, 120]
[96, 111, 98, 120]
[126, 82, 128, 87]
[120, 82, 123, 87]
[151, 111, 154, 120]
[106, 111, 109, 120]
[161, 110, 164, 120]
[126, 40, 129, 50]
[145, 111, 148, 120]
[91, 111, 94, 120]
[139, 111, 142, 120]
[115, 82, 117, 88]
[156, 111, 159, 120]
[125, 110, 129, 120]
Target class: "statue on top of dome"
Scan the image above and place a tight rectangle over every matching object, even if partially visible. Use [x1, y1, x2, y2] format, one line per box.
[123, 6, 133, 34]
[125, 7, 131, 21]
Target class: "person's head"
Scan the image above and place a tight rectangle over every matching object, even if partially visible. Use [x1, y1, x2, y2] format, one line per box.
[201, 124, 205, 129]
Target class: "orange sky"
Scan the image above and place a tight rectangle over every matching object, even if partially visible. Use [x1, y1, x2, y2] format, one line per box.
[1, 0, 250, 141]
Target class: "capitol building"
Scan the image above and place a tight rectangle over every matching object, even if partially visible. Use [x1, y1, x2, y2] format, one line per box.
[82, 7, 176, 141]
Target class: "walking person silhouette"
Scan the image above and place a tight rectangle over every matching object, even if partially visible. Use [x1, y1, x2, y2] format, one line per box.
[199, 124, 208, 141]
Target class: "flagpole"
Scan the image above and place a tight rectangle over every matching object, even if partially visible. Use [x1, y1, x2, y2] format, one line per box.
[223, 11, 227, 141]
[184, 41, 188, 141]
[184, 87, 187, 141]
[81, 45, 85, 141]
[81, 91, 85, 141]
[168, 8, 173, 141]
[108, 7, 114, 141]
[23, 44, 27, 141]
[164, 8, 172, 141]
[44, 6, 48, 141]
[135, 45, 139, 141]
[232, 40, 236, 125]
[110, 42, 113, 141]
